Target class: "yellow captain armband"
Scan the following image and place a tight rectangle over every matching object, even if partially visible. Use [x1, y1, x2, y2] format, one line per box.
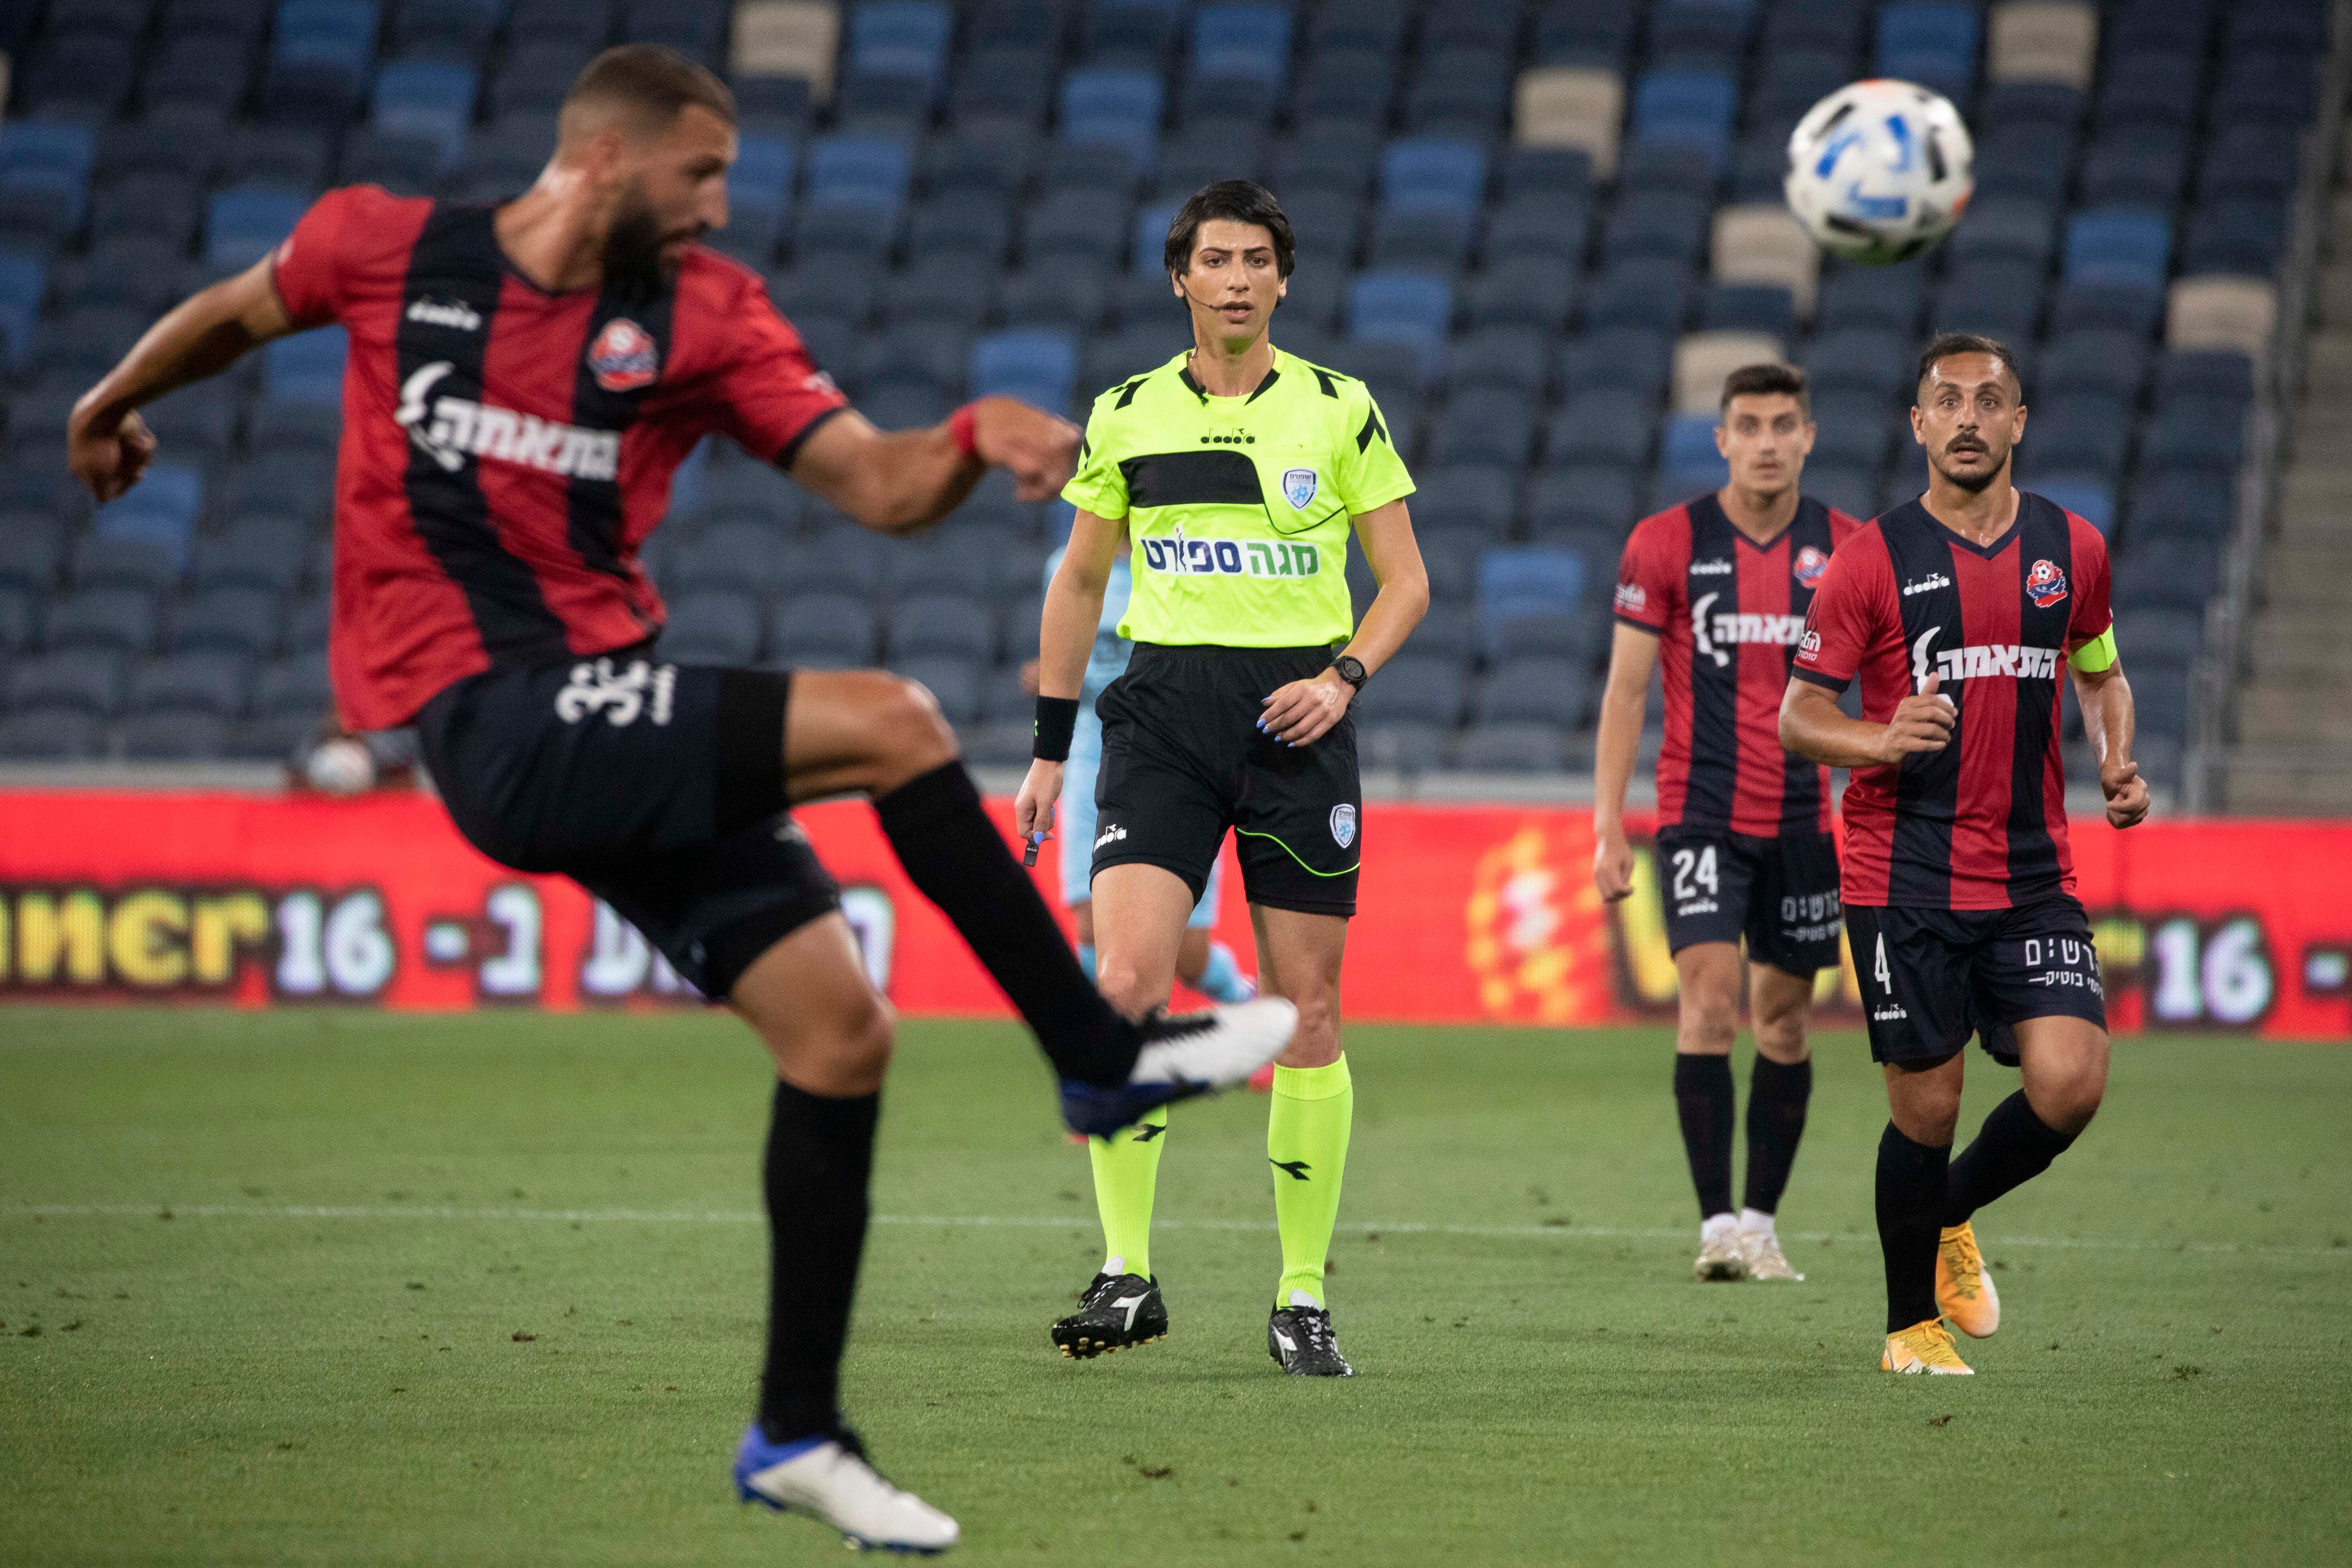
[2067, 625, 2119, 673]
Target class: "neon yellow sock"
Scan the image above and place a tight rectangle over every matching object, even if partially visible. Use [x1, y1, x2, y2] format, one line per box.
[1086, 1105, 1167, 1278]
[1268, 1056, 1352, 1308]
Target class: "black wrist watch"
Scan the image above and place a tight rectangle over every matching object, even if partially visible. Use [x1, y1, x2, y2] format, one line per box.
[1331, 655, 1369, 692]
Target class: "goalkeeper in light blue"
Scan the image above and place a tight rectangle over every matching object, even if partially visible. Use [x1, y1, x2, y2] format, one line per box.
[1036, 545, 1257, 1006]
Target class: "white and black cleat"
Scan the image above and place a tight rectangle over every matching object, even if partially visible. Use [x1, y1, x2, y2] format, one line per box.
[734, 1425, 959, 1555]
[1267, 1298, 1354, 1377]
[1050, 1272, 1168, 1359]
[1060, 998, 1297, 1138]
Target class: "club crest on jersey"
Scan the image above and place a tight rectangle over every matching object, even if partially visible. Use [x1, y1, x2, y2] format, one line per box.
[1329, 803, 1357, 849]
[588, 318, 660, 393]
[1282, 467, 1319, 510]
[1793, 545, 1830, 587]
[2027, 558, 2069, 608]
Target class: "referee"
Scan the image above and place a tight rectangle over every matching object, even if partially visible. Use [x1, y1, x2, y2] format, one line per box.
[1014, 181, 1429, 1376]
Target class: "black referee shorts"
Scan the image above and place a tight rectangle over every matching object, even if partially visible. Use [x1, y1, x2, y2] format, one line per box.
[1846, 897, 2108, 1067]
[415, 650, 840, 1000]
[1092, 643, 1361, 918]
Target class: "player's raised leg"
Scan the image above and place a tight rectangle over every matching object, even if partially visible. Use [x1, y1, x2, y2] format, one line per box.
[1256, 902, 1355, 1376]
[726, 915, 959, 1552]
[1671, 941, 1748, 1280]
[1052, 862, 1195, 1358]
[1738, 961, 1816, 1281]
[782, 668, 1295, 1136]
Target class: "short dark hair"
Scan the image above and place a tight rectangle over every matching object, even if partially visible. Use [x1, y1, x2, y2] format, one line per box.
[1916, 331, 2022, 401]
[563, 44, 736, 134]
[1164, 180, 1297, 279]
[1719, 362, 1809, 417]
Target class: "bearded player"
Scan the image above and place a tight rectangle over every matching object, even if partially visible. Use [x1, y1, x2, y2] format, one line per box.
[1596, 364, 1860, 1283]
[1782, 333, 2148, 1375]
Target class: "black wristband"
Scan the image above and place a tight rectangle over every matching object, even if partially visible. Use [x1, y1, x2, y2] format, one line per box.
[1033, 696, 1081, 762]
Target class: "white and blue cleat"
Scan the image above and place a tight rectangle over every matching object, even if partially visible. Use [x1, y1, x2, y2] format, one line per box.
[1059, 997, 1298, 1138]
[734, 1425, 960, 1554]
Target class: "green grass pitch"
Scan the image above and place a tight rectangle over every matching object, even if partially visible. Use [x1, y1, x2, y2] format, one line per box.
[3, 1008, 2347, 1566]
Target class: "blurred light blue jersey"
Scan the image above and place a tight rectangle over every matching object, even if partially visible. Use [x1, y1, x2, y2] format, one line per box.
[1048, 546, 1221, 925]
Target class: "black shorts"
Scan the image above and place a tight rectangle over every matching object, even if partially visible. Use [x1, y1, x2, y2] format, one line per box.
[414, 650, 840, 1000]
[1092, 643, 1360, 918]
[1655, 826, 1842, 975]
[1846, 897, 2108, 1066]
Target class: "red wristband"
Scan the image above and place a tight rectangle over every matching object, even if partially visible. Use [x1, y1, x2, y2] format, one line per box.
[948, 402, 979, 457]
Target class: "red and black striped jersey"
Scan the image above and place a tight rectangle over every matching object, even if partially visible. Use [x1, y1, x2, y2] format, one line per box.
[269, 185, 848, 730]
[1614, 493, 1863, 838]
[1791, 493, 2115, 911]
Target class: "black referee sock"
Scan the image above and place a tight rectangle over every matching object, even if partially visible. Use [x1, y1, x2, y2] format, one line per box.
[1876, 1122, 1950, 1334]
[872, 761, 1138, 1086]
[1673, 1053, 1736, 1220]
[757, 1079, 877, 1445]
[1944, 1090, 2077, 1226]
[1741, 1055, 1812, 1216]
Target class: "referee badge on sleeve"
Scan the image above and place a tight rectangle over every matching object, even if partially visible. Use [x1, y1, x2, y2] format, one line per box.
[1330, 803, 1357, 849]
[1283, 468, 1319, 510]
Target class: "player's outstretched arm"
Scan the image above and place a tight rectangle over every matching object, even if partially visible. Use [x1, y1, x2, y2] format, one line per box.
[1013, 507, 1123, 842]
[68, 257, 297, 503]
[1592, 623, 1660, 902]
[2072, 661, 2148, 828]
[788, 395, 1080, 537]
[1259, 499, 1428, 746]
[1780, 674, 1955, 770]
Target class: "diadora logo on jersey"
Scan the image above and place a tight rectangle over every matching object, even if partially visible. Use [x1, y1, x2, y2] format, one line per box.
[1909, 625, 2060, 686]
[405, 296, 480, 330]
[1329, 803, 1357, 849]
[1137, 535, 1321, 579]
[1614, 581, 1647, 613]
[1282, 467, 1319, 510]
[2027, 558, 2069, 608]
[1095, 824, 1128, 850]
[1688, 558, 1734, 575]
[587, 317, 660, 393]
[1793, 545, 1830, 587]
[397, 362, 621, 480]
[1690, 592, 1805, 667]
[1902, 571, 1953, 596]
[554, 658, 675, 728]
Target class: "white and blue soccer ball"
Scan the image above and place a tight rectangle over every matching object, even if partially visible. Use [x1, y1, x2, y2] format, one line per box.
[1784, 80, 1976, 265]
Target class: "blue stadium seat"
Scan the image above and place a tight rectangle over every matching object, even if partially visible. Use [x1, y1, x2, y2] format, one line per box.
[0, 251, 45, 370]
[1559, 326, 1672, 402]
[2104, 0, 2213, 59]
[769, 592, 881, 666]
[1294, 45, 1397, 137]
[1817, 259, 1926, 334]
[391, 0, 502, 57]
[2079, 129, 2189, 209]
[1602, 191, 1710, 266]
[1946, 198, 2058, 269]
[2127, 471, 2235, 544]
[1526, 467, 1641, 537]
[1347, 271, 1454, 377]
[1544, 391, 1652, 470]
[1446, 329, 1549, 400]
[1082, 0, 1186, 68]
[1583, 261, 1694, 334]
[2048, 281, 2164, 338]
[1477, 658, 1594, 729]
[1409, 463, 1518, 537]
[43, 588, 157, 656]
[661, 590, 763, 664]
[264, 327, 350, 406]
[2040, 330, 2152, 403]
[972, 329, 1079, 413]
[2183, 198, 2291, 277]
[371, 59, 477, 167]
[1380, 137, 1487, 220]
[1649, 0, 1756, 71]
[2198, 124, 2303, 206]
[2031, 478, 2116, 535]
[1702, 283, 1795, 340]
[1362, 656, 1469, 729]
[127, 651, 251, 719]
[673, 522, 797, 598]
[2027, 394, 2132, 479]
[1405, 47, 1513, 139]
[1874, 2, 1978, 100]
[1805, 465, 1880, 521]
[10, 644, 128, 715]
[2096, 53, 2202, 134]
[2156, 349, 2256, 409]
[887, 593, 996, 662]
[1762, 0, 1866, 55]
[266, 0, 384, 125]
[850, 1, 953, 95]
[73, 533, 182, 596]
[1659, 413, 1729, 492]
[1934, 258, 2045, 343]
[1536, 0, 1639, 68]
[2141, 399, 2248, 477]
[95, 465, 204, 563]
[2213, 53, 2318, 128]
[1492, 609, 1610, 665]
[805, 136, 913, 219]
[172, 586, 285, 657]
[1465, 256, 1576, 333]
[2227, 0, 2329, 55]
[0, 707, 108, 758]
[1752, 49, 1853, 139]
[1630, 70, 1736, 164]
[1452, 723, 1576, 773]
[1811, 391, 1893, 471]
[1061, 68, 1164, 162]
[0, 583, 34, 655]
[1478, 547, 1587, 643]
[206, 187, 309, 271]
[1192, 3, 1291, 86]
[835, 68, 932, 140]
[2064, 208, 2173, 292]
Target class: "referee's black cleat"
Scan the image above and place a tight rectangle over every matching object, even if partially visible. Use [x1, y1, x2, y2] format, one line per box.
[1051, 1272, 1168, 1359]
[1267, 1302, 1354, 1377]
[1059, 998, 1297, 1138]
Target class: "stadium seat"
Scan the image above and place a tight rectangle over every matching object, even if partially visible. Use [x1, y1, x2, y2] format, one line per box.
[1811, 392, 1894, 471]
[1658, 413, 1729, 491]
[1583, 261, 1694, 334]
[25, 32, 139, 119]
[1673, 330, 1782, 413]
[73, 533, 182, 596]
[251, 652, 334, 720]
[127, 652, 251, 719]
[1559, 327, 1672, 402]
[1526, 466, 1640, 537]
[804, 135, 912, 220]
[1408, 462, 1518, 535]
[1465, 256, 1577, 333]
[2050, 281, 2163, 339]
[1363, 656, 1469, 729]
[1478, 547, 1587, 642]
[10, 648, 128, 717]
[1875, 2, 1981, 99]
[2064, 207, 2173, 293]
[2141, 399, 2248, 477]
[1936, 258, 2045, 342]
[2156, 348, 2256, 408]
[1800, 328, 1916, 404]
[1805, 465, 1880, 521]
[887, 593, 996, 662]
[2096, 53, 2202, 134]
[265, 0, 384, 126]
[1946, 198, 2059, 269]
[889, 656, 981, 724]
[2212, 53, 2318, 129]
[1295, 47, 1400, 139]
[1989, 1, 2098, 88]
[2027, 394, 2132, 477]
[1817, 259, 1928, 335]
[1060, 68, 1163, 163]
[1629, 70, 1735, 165]
[0, 524, 67, 596]
[1446, 330, 1550, 401]
[1477, 658, 1594, 729]
[1451, 722, 1574, 773]
[1711, 205, 1819, 318]
[0, 584, 34, 656]
[971, 329, 1078, 413]
[1191, 3, 1291, 86]
[2079, 128, 2189, 209]
[1700, 285, 1795, 340]
[733, 1, 840, 99]
[391, 0, 502, 58]
[261, 326, 350, 409]
[2168, 277, 2277, 361]
[662, 590, 764, 664]
[1545, 392, 1652, 471]
[768, 592, 880, 666]
[171, 586, 286, 658]
[1514, 67, 1623, 178]
[1973, 119, 2078, 205]
[371, 59, 477, 167]
[1348, 272, 1454, 378]
[43, 586, 158, 657]
[672, 522, 797, 598]
[0, 709, 108, 759]
[787, 529, 891, 598]
[848, 1, 951, 96]
[94, 465, 204, 565]
[2031, 476, 2115, 533]
[2104, 1, 2212, 59]
[2040, 329, 2152, 402]
[206, 187, 310, 272]
[2183, 199, 2291, 278]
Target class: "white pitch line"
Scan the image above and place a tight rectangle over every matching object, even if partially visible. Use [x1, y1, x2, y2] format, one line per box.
[6, 1203, 2349, 1258]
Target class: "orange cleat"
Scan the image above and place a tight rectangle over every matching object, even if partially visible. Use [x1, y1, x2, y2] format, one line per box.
[1882, 1318, 1974, 1374]
[1935, 1222, 2001, 1338]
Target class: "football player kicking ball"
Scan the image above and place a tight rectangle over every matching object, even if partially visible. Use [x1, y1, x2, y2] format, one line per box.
[1596, 364, 1860, 1283]
[1782, 334, 2149, 1375]
[1016, 182, 1428, 1377]
[66, 48, 1296, 1553]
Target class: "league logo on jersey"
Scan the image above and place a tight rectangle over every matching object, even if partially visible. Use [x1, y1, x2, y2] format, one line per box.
[1793, 545, 1830, 587]
[1329, 803, 1357, 850]
[588, 318, 660, 393]
[2027, 558, 2069, 609]
[1282, 468, 1319, 510]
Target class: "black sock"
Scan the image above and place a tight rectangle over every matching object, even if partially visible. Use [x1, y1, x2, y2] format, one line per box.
[757, 1079, 877, 1445]
[1944, 1090, 2077, 1226]
[1742, 1055, 1812, 1215]
[1673, 1053, 1735, 1220]
[1876, 1122, 1950, 1334]
[872, 762, 1137, 1086]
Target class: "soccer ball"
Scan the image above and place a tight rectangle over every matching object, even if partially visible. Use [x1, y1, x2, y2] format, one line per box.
[1784, 80, 1975, 265]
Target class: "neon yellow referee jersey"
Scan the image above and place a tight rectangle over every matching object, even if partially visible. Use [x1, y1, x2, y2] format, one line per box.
[1061, 347, 1416, 648]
